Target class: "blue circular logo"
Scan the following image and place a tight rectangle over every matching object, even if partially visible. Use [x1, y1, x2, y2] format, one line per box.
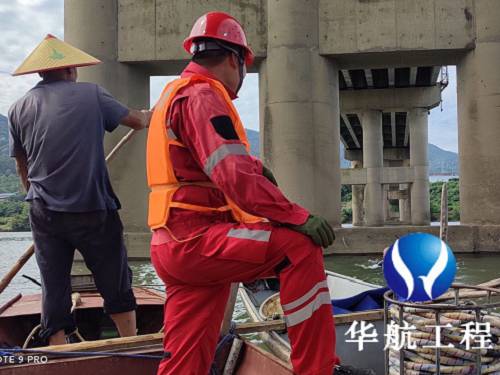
[383, 233, 456, 302]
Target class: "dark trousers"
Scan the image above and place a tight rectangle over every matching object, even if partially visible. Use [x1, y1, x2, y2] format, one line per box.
[29, 199, 137, 340]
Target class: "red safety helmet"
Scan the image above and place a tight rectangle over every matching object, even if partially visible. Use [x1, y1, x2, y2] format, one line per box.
[183, 11, 255, 67]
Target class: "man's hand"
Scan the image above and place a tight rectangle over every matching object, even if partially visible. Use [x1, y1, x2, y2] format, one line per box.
[290, 215, 335, 248]
[121, 109, 152, 130]
[140, 110, 153, 128]
[262, 165, 278, 186]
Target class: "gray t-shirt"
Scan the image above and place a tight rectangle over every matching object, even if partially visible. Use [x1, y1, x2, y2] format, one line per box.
[8, 80, 129, 212]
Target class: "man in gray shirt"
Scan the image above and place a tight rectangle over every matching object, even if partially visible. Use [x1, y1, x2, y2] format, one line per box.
[9, 34, 150, 345]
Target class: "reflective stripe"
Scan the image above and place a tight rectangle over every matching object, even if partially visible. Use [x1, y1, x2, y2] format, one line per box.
[167, 128, 178, 140]
[204, 144, 248, 176]
[284, 291, 331, 328]
[156, 86, 174, 109]
[227, 228, 271, 242]
[281, 280, 329, 312]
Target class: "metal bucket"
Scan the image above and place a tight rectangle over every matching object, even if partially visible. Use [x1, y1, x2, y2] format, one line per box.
[383, 284, 500, 375]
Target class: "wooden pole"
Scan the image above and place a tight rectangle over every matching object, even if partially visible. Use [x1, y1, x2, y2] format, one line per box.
[0, 130, 138, 296]
[439, 182, 448, 242]
[38, 320, 290, 354]
[0, 293, 22, 315]
[0, 245, 34, 294]
[223, 337, 243, 375]
[105, 129, 137, 163]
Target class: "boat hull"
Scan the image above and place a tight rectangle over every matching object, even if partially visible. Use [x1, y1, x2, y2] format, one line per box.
[0, 288, 164, 348]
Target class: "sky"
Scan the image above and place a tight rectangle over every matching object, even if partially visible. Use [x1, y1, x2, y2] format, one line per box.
[0, 0, 458, 152]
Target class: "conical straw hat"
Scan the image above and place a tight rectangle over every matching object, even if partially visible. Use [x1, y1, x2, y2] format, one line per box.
[13, 34, 101, 76]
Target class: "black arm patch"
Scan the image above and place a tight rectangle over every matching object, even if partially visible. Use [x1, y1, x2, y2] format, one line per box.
[210, 115, 240, 140]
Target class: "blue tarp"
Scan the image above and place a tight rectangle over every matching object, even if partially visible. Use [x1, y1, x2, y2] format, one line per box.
[331, 287, 389, 315]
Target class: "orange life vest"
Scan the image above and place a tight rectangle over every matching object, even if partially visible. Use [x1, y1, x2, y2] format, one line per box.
[146, 74, 263, 230]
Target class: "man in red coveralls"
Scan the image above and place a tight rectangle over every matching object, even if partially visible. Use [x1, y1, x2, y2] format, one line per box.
[147, 11, 376, 375]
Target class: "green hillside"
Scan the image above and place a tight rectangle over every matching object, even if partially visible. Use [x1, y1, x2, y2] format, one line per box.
[0, 114, 17, 178]
[0, 114, 30, 230]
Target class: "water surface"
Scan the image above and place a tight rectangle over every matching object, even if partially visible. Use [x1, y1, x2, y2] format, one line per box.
[1, 233, 499, 309]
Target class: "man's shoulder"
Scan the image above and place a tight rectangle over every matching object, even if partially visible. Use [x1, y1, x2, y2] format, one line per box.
[55, 81, 100, 95]
[8, 88, 38, 122]
[73, 81, 100, 93]
[180, 81, 220, 101]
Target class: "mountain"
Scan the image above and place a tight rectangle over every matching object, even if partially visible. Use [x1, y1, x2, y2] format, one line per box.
[246, 128, 259, 157]
[0, 114, 16, 175]
[428, 143, 459, 175]
[0, 114, 8, 153]
[0, 114, 459, 176]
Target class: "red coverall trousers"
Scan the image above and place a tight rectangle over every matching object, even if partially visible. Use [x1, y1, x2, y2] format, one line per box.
[151, 221, 340, 375]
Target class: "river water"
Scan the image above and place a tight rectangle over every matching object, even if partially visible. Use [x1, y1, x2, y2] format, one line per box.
[1, 232, 499, 312]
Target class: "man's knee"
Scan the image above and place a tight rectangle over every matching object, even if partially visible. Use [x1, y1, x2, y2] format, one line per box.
[275, 227, 323, 266]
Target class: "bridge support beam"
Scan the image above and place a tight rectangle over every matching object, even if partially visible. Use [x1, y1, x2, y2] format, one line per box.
[399, 160, 411, 223]
[351, 161, 364, 226]
[409, 109, 430, 225]
[262, 0, 341, 225]
[362, 110, 384, 226]
[457, 0, 500, 225]
[65, 0, 150, 232]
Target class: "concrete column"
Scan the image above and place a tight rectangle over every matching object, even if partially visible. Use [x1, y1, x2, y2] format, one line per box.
[258, 59, 268, 162]
[361, 110, 384, 226]
[457, 0, 500, 224]
[261, 0, 341, 225]
[408, 109, 430, 225]
[351, 161, 364, 226]
[383, 184, 390, 223]
[65, 0, 150, 233]
[399, 160, 411, 223]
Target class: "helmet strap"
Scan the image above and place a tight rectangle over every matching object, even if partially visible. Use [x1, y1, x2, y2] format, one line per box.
[236, 58, 244, 94]
[192, 39, 246, 94]
[212, 41, 245, 94]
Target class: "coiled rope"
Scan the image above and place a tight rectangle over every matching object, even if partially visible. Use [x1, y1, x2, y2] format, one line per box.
[387, 306, 500, 374]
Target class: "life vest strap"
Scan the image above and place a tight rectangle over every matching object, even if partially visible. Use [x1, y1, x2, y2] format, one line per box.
[169, 201, 231, 212]
[152, 181, 231, 213]
[151, 181, 217, 191]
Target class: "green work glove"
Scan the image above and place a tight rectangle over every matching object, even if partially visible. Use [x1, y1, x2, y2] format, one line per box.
[262, 165, 278, 186]
[290, 215, 335, 248]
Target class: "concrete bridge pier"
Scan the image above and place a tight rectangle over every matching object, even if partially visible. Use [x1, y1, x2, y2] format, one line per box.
[383, 184, 391, 223]
[65, 0, 150, 235]
[409, 109, 430, 225]
[361, 110, 384, 226]
[351, 160, 364, 226]
[383, 160, 403, 224]
[263, 0, 341, 225]
[399, 159, 411, 224]
[457, 0, 500, 225]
